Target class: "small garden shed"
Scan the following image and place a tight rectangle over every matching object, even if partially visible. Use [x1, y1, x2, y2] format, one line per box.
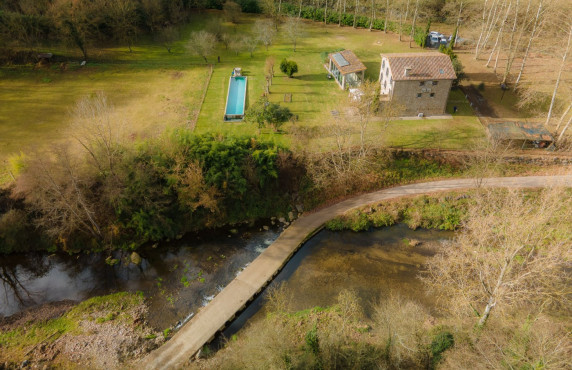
[327, 50, 367, 90]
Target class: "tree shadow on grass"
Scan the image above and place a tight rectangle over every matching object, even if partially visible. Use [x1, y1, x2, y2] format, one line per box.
[295, 73, 331, 81]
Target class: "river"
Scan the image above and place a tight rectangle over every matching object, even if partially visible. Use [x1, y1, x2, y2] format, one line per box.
[0, 223, 452, 337]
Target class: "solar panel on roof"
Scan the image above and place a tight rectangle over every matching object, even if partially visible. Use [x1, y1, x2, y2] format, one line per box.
[332, 53, 350, 67]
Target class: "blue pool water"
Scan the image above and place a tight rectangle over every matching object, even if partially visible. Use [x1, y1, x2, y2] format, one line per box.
[225, 76, 247, 117]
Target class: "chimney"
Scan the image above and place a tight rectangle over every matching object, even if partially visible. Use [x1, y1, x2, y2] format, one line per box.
[405, 67, 412, 77]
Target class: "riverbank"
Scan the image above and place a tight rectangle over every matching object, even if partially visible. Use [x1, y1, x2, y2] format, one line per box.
[0, 293, 161, 369]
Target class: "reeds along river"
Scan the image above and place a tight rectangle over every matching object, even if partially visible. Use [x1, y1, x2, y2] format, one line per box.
[0, 223, 452, 337]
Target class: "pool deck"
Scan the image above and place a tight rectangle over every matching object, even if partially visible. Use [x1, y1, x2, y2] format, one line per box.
[142, 175, 572, 370]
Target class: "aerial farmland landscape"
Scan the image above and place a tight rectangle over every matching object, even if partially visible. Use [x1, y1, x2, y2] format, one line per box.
[0, 0, 571, 368]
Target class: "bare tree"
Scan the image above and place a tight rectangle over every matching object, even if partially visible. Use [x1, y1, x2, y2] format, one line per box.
[108, 0, 139, 52]
[260, 0, 281, 29]
[409, 0, 419, 48]
[254, 19, 276, 50]
[557, 115, 572, 142]
[156, 26, 179, 54]
[399, 0, 411, 41]
[283, 16, 304, 52]
[545, 24, 572, 126]
[265, 56, 276, 93]
[229, 36, 244, 55]
[242, 35, 258, 57]
[486, 0, 511, 68]
[187, 30, 217, 63]
[501, 0, 530, 84]
[15, 145, 104, 241]
[423, 187, 572, 327]
[384, 0, 390, 33]
[353, 0, 359, 28]
[514, 0, 543, 88]
[69, 92, 124, 177]
[223, 0, 242, 23]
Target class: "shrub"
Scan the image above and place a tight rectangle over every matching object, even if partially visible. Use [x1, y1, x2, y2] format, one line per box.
[245, 98, 293, 131]
[430, 331, 454, 367]
[280, 59, 298, 78]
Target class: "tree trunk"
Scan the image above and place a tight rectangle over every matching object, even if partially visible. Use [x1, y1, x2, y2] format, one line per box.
[384, 0, 389, 33]
[502, 0, 530, 84]
[486, 1, 510, 67]
[325, 0, 328, 24]
[556, 102, 572, 131]
[353, 0, 358, 28]
[299, 0, 303, 18]
[557, 116, 572, 142]
[279, 0, 282, 14]
[401, 0, 410, 42]
[478, 0, 502, 60]
[409, 0, 419, 48]
[514, 0, 542, 89]
[546, 25, 572, 126]
[454, 1, 463, 48]
[475, 0, 490, 58]
[478, 298, 496, 327]
[369, 0, 374, 31]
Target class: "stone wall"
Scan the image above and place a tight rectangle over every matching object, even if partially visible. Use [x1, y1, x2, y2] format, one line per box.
[391, 79, 453, 116]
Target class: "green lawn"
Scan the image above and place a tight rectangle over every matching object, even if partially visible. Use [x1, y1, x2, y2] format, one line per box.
[0, 11, 485, 182]
[0, 35, 211, 181]
[192, 13, 485, 148]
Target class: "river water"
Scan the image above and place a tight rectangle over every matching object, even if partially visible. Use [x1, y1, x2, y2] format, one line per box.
[0, 226, 281, 330]
[0, 223, 452, 336]
[219, 224, 453, 341]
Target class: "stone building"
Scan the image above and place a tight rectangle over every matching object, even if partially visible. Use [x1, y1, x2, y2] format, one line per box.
[327, 50, 367, 90]
[379, 52, 456, 116]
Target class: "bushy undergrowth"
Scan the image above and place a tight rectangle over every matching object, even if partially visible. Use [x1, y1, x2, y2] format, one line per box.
[0, 132, 298, 254]
[199, 290, 454, 370]
[326, 192, 471, 232]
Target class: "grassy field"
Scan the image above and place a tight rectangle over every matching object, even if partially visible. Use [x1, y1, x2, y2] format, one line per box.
[193, 13, 485, 149]
[0, 11, 485, 181]
[0, 38, 211, 180]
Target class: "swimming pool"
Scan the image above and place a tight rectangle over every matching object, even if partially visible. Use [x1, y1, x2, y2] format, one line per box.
[224, 76, 247, 121]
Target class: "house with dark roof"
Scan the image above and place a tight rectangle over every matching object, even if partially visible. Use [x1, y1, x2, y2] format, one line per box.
[379, 52, 456, 116]
[327, 50, 367, 90]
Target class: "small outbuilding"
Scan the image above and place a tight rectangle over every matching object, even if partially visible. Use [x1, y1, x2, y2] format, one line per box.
[379, 52, 456, 116]
[487, 121, 554, 149]
[327, 50, 367, 90]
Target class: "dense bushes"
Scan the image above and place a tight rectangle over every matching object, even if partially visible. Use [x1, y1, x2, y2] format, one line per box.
[325, 192, 471, 232]
[0, 132, 297, 253]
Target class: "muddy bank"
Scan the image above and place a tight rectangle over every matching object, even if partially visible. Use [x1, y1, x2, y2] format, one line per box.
[0, 293, 161, 369]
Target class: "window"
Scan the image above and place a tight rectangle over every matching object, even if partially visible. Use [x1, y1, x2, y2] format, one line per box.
[419, 81, 425, 86]
[385, 69, 389, 77]
[417, 93, 422, 98]
[383, 81, 387, 89]
[382, 60, 385, 69]
[432, 81, 438, 86]
[430, 93, 435, 97]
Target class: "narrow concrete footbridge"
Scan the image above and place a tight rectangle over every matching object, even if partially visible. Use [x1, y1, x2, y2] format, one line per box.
[144, 175, 572, 369]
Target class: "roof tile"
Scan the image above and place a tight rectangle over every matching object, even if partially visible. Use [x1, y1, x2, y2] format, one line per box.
[382, 52, 456, 81]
